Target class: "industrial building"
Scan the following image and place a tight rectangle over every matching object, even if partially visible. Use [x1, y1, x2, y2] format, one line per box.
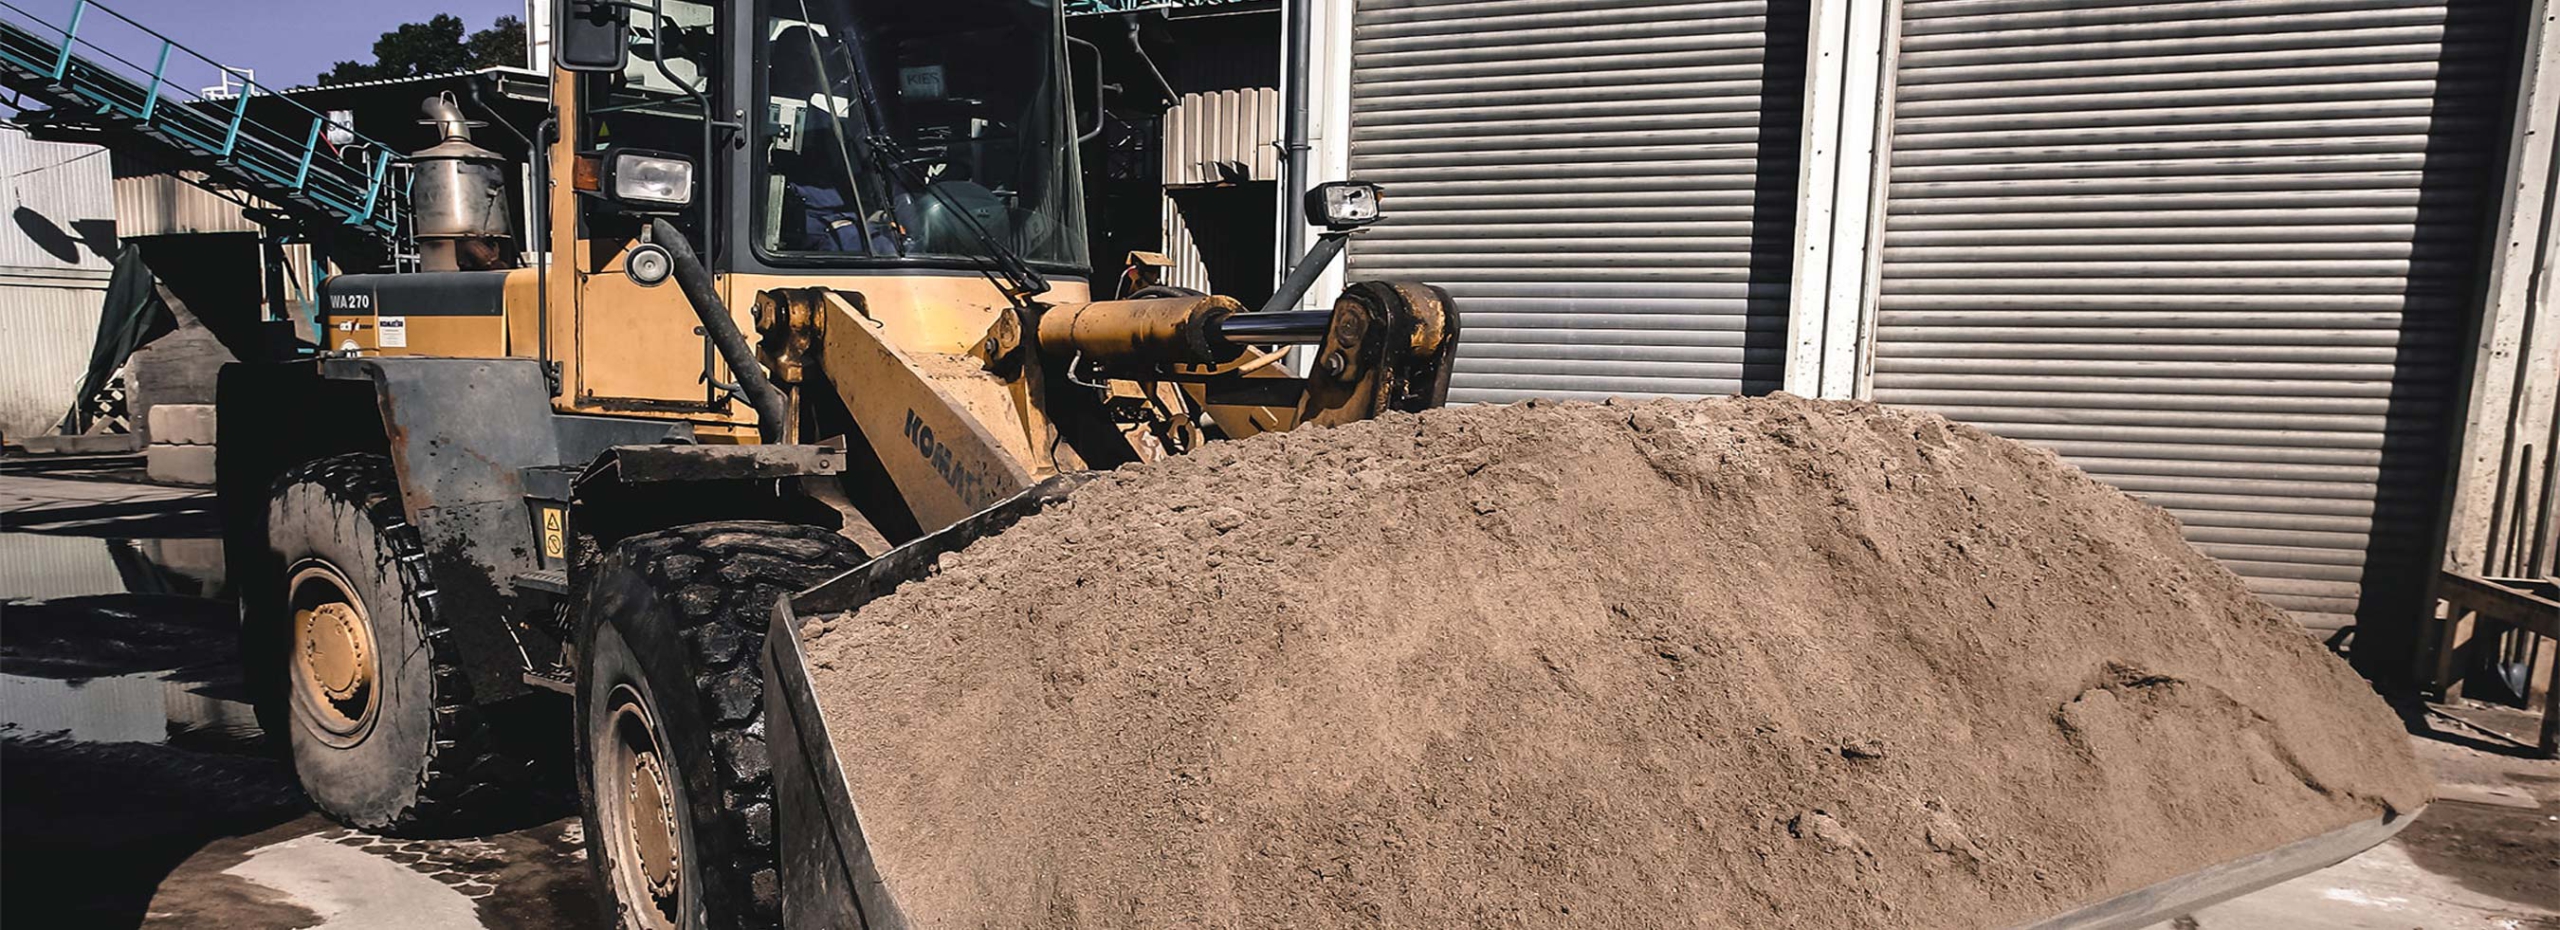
[0, 0, 2552, 924]
[3, 0, 2548, 689]
[1077, 0, 2556, 692]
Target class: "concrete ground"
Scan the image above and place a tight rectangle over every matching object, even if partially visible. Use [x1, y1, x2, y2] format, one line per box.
[2144, 701, 2560, 930]
[3, 465, 2555, 928]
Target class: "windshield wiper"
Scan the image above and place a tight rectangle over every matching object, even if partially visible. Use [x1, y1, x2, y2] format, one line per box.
[780, 0, 1043, 302]
[863, 132, 1051, 302]
[788, 0, 1049, 304]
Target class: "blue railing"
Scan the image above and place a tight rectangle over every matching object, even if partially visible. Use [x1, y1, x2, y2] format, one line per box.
[1065, 0, 1264, 15]
[0, 0, 405, 237]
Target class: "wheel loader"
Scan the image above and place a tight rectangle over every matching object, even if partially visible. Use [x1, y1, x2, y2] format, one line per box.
[216, 0, 1448, 924]
[208, 2, 2415, 928]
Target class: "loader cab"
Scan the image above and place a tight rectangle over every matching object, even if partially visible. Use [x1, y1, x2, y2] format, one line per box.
[547, 0, 1092, 425]
[561, 0, 1088, 272]
[752, 0, 1088, 271]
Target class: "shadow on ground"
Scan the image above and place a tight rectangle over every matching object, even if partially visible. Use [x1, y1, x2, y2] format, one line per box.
[2394, 699, 2560, 915]
[1, 519, 595, 929]
[0, 733, 315, 927]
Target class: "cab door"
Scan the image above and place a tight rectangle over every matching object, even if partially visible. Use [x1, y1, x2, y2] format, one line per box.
[566, 0, 726, 413]
[573, 241, 717, 412]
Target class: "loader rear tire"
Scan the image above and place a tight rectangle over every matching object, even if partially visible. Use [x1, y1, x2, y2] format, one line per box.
[255, 453, 555, 836]
[575, 521, 865, 930]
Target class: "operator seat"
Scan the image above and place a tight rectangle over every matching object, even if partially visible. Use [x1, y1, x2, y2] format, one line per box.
[768, 24, 878, 253]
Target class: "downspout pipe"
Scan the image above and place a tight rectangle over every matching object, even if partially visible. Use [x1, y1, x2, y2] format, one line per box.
[652, 217, 788, 443]
[1278, 0, 1313, 279]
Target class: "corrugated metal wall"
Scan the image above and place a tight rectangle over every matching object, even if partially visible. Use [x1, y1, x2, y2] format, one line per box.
[1161, 202, 1212, 294]
[1345, 0, 1806, 402]
[1868, 0, 2516, 630]
[0, 283, 110, 439]
[1, 128, 113, 272]
[3, 126, 115, 441]
[114, 171, 263, 237]
[1161, 88, 1282, 294]
[1163, 88, 1283, 186]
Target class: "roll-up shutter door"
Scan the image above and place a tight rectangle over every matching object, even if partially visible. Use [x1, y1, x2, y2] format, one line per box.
[1346, 0, 1806, 402]
[1870, 0, 2516, 631]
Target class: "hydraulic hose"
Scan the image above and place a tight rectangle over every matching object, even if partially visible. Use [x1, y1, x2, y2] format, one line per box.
[651, 218, 788, 443]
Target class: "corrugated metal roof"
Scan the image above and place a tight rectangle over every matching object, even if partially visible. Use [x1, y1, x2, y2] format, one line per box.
[280, 65, 544, 95]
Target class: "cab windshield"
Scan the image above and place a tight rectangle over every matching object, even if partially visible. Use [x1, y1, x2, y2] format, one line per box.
[758, 0, 1087, 270]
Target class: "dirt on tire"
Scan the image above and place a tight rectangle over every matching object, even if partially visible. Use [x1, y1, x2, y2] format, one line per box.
[801, 395, 2433, 930]
[263, 453, 560, 838]
[576, 520, 867, 929]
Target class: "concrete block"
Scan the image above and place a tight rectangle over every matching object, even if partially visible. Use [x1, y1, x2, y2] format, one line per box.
[147, 443, 219, 487]
[13, 433, 143, 455]
[146, 403, 219, 446]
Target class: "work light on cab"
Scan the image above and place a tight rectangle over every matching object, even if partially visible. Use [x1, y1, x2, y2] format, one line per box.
[599, 149, 696, 211]
[1309, 181, 1385, 230]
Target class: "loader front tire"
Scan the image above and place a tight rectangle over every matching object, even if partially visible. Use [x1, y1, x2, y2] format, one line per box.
[257, 453, 552, 836]
[575, 521, 865, 930]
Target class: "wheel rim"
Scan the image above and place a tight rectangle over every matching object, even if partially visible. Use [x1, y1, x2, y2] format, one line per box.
[602, 683, 686, 930]
[287, 560, 380, 747]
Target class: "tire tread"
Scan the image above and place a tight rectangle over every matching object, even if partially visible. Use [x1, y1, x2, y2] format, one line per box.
[273, 453, 549, 836]
[602, 520, 864, 928]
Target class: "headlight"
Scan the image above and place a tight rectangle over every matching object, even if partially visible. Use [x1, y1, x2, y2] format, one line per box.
[1308, 181, 1385, 230]
[607, 149, 696, 209]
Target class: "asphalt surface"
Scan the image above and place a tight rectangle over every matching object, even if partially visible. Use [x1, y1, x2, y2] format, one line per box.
[1, 459, 2553, 929]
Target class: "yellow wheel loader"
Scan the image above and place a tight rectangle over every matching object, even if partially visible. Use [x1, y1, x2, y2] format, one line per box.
[206, 2, 2415, 929]
[213, 0, 1450, 924]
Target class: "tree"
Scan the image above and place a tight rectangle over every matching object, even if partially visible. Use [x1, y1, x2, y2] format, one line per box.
[467, 16, 529, 72]
[317, 14, 527, 86]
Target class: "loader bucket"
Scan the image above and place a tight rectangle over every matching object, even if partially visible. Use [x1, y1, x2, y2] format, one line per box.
[759, 472, 2419, 930]
[2007, 811, 2414, 930]
[764, 473, 1090, 930]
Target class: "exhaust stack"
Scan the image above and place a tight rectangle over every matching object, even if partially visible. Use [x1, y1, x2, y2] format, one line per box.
[411, 93, 516, 272]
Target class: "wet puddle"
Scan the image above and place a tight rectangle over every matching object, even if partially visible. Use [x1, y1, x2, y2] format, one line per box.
[1, 530, 303, 926]
[2, 532, 249, 732]
[1, 529, 598, 928]
[1, 669, 262, 748]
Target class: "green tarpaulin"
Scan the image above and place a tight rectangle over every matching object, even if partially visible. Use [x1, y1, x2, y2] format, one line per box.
[62, 244, 176, 433]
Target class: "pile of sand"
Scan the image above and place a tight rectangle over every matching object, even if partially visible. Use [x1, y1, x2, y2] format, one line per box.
[802, 395, 2430, 929]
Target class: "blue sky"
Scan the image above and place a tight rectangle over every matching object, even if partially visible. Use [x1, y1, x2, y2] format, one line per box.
[18, 0, 529, 90]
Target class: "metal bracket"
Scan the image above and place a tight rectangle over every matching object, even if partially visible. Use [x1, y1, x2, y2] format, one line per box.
[580, 443, 847, 487]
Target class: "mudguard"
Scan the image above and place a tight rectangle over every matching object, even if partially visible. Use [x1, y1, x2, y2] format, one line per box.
[219, 357, 686, 701]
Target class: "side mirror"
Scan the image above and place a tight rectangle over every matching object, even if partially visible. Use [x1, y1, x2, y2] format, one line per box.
[557, 0, 630, 73]
[1066, 36, 1105, 145]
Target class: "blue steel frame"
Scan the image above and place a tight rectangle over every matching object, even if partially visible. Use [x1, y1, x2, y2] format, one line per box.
[0, 0, 407, 235]
[1063, 0, 1263, 14]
